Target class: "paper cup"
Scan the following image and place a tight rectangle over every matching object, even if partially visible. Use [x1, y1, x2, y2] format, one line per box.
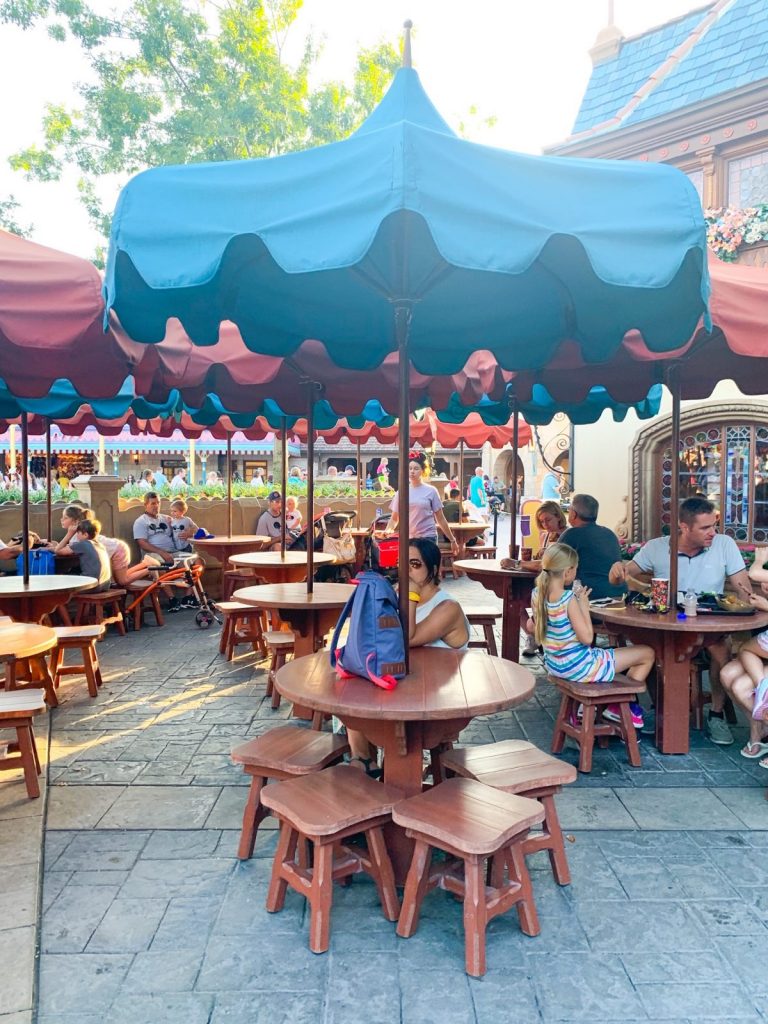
[520, 547, 533, 562]
[651, 577, 670, 612]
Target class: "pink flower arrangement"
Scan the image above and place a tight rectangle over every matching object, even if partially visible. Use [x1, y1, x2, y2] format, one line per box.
[705, 205, 768, 262]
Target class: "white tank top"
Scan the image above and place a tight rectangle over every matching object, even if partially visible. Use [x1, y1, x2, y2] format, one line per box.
[415, 589, 470, 650]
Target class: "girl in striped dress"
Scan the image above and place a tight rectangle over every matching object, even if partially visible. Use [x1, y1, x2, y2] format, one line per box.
[533, 543, 654, 693]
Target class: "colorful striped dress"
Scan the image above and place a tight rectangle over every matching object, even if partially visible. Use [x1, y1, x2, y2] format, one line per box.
[536, 589, 615, 682]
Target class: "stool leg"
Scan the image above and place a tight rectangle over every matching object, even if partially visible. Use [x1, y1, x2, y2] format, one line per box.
[618, 702, 642, 768]
[483, 623, 498, 657]
[579, 705, 595, 773]
[113, 603, 126, 636]
[308, 842, 335, 954]
[366, 826, 399, 922]
[16, 723, 41, 799]
[539, 792, 571, 886]
[151, 591, 164, 626]
[506, 841, 540, 937]
[220, 616, 232, 656]
[225, 618, 237, 661]
[464, 855, 488, 977]
[32, 656, 58, 708]
[82, 644, 99, 698]
[237, 775, 267, 860]
[551, 695, 569, 754]
[51, 646, 65, 688]
[266, 823, 298, 914]
[396, 839, 432, 938]
[310, 710, 324, 731]
[74, 602, 85, 626]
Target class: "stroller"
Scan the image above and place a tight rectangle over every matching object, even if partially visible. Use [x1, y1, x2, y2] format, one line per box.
[288, 511, 358, 581]
[124, 553, 221, 629]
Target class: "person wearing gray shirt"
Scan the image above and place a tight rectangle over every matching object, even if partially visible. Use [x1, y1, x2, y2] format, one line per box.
[70, 519, 111, 591]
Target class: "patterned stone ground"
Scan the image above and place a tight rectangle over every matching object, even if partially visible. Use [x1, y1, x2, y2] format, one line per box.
[13, 570, 768, 1021]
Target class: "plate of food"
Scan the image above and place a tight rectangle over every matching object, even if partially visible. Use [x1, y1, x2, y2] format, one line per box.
[715, 594, 754, 614]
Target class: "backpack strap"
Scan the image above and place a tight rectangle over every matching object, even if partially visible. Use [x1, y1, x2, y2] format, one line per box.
[329, 585, 357, 668]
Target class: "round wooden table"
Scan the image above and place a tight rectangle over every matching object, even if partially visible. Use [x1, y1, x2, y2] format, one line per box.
[233, 581, 353, 658]
[454, 559, 537, 662]
[591, 604, 768, 754]
[229, 551, 336, 585]
[450, 522, 489, 559]
[0, 621, 58, 707]
[276, 646, 536, 881]
[192, 534, 271, 566]
[0, 576, 97, 624]
[347, 528, 370, 574]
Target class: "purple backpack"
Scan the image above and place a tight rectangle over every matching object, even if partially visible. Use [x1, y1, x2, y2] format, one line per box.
[329, 571, 406, 689]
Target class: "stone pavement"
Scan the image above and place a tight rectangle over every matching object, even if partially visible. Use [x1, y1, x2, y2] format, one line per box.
[0, 573, 766, 1023]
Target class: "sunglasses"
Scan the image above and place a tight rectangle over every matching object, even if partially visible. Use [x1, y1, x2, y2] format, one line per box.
[408, 559, 423, 569]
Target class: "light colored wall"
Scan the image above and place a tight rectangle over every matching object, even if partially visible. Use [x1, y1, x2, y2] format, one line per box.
[573, 380, 749, 536]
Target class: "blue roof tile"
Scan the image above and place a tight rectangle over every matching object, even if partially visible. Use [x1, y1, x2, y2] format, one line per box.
[572, 0, 768, 136]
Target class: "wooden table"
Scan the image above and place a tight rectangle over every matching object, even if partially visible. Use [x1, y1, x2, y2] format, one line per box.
[590, 604, 768, 754]
[347, 528, 370, 574]
[276, 647, 536, 881]
[234, 581, 353, 658]
[450, 522, 489, 558]
[0, 622, 58, 707]
[454, 559, 537, 663]
[192, 534, 271, 566]
[0, 576, 97, 624]
[229, 551, 336, 585]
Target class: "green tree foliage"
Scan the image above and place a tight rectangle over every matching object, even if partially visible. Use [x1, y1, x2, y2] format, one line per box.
[2, 1, 399, 256]
[0, 195, 33, 236]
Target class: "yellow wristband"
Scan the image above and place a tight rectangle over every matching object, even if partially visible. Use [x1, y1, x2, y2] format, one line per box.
[408, 591, 421, 603]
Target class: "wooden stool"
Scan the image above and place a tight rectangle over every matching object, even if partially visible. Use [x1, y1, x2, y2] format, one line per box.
[393, 777, 544, 977]
[689, 653, 738, 731]
[261, 764, 401, 953]
[126, 581, 164, 630]
[8, 654, 58, 707]
[550, 673, 646, 773]
[466, 545, 497, 559]
[465, 608, 501, 656]
[0, 689, 46, 798]
[73, 589, 126, 635]
[441, 740, 577, 885]
[218, 602, 267, 661]
[50, 625, 106, 698]
[438, 544, 456, 579]
[223, 569, 262, 601]
[264, 630, 296, 709]
[231, 726, 350, 860]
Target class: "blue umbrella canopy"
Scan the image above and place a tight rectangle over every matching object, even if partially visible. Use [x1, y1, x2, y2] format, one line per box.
[105, 67, 709, 374]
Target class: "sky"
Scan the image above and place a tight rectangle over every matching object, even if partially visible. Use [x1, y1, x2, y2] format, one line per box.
[0, 0, 708, 258]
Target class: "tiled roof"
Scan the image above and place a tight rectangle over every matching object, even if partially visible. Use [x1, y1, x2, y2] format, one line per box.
[572, 0, 768, 136]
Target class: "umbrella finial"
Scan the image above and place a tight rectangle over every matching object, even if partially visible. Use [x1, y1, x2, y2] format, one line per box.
[403, 20, 413, 68]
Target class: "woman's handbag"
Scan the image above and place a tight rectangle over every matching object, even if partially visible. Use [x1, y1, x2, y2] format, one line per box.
[323, 530, 356, 564]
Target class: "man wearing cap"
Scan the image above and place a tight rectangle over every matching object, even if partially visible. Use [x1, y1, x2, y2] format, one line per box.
[256, 491, 285, 551]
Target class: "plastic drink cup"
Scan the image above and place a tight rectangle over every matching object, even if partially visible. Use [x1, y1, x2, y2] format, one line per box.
[651, 577, 670, 613]
[520, 547, 533, 562]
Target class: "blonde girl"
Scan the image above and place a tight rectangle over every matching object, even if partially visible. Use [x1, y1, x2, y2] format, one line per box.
[533, 543, 653, 725]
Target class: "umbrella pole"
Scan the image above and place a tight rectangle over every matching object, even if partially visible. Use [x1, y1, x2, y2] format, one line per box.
[669, 370, 681, 605]
[356, 439, 362, 524]
[280, 417, 288, 558]
[226, 433, 233, 536]
[21, 412, 30, 585]
[459, 440, 464, 501]
[306, 384, 318, 594]
[510, 397, 520, 558]
[395, 305, 411, 668]
[45, 419, 52, 543]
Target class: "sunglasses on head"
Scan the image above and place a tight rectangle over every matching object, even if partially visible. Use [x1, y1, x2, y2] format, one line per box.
[408, 558, 423, 569]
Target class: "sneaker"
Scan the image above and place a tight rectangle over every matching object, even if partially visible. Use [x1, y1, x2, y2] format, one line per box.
[629, 702, 644, 729]
[707, 713, 734, 746]
[181, 596, 199, 609]
[576, 703, 584, 720]
[166, 597, 181, 614]
[602, 704, 621, 723]
[640, 709, 656, 736]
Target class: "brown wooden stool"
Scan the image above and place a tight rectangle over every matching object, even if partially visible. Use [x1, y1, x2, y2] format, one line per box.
[223, 569, 262, 601]
[231, 725, 350, 860]
[438, 544, 456, 579]
[0, 689, 46, 798]
[466, 545, 497, 559]
[465, 608, 501, 656]
[126, 580, 164, 630]
[393, 777, 544, 977]
[73, 589, 127, 635]
[10, 654, 58, 707]
[550, 673, 646, 773]
[261, 764, 401, 953]
[218, 601, 267, 661]
[441, 740, 577, 885]
[263, 630, 296, 709]
[50, 625, 106, 698]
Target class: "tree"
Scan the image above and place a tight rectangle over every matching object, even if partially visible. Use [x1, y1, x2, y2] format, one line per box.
[0, 195, 33, 236]
[2, 0, 399, 261]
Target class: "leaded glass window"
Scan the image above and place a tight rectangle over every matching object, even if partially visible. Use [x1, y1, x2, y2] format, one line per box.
[728, 150, 768, 207]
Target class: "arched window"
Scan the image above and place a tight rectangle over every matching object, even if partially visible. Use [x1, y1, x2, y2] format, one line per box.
[629, 401, 768, 542]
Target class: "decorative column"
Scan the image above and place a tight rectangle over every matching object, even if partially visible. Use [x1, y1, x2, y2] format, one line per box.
[188, 438, 196, 485]
[199, 453, 208, 483]
[71, 474, 124, 537]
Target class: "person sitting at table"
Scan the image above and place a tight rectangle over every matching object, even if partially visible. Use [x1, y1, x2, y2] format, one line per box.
[609, 496, 752, 747]
[48, 504, 152, 585]
[534, 543, 654, 728]
[70, 519, 112, 592]
[442, 488, 463, 525]
[557, 493, 626, 601]
[720, 545, 768, 764]
[255, 491, 284, 551]
[47, 504, 92, 556]
[502, 500, 568, 656]
[346, 539, 469, 774]
[285, 495, 302, 532]
[387, 451, 459, 555]
[133, 492, 177, 566]
[0, 536, 23, 575]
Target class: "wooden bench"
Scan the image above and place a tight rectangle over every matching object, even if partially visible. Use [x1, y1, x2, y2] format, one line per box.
[218, 601, 267, 661]
[230, 725, 349, 860]
[550, 673, 646, 773]
[51, 625, 106, 698]
[465, 608, 501, 656]
[73, 589, 127, 635]
[441, 740, 577, 885]
[393, 777, 543, 977]
[261, 764, 401, 953]
[0, 689, 47, 798]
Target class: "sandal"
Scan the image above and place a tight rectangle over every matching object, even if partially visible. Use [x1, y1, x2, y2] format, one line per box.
[760, 756, 768, 770]
[740, 740, 768, 759]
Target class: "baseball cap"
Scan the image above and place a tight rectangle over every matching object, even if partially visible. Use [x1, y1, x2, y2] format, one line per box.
[268, 490, 281, 501]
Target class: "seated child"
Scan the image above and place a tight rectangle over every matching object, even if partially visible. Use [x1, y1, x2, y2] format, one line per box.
[533, 543, 654, 727]
[169, 498, 198, 553]
[70, 519, 112, 592]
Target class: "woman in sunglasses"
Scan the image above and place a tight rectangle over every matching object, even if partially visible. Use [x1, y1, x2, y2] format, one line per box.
[386, 450, 459, 556]
[407, 538, 469, 649]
